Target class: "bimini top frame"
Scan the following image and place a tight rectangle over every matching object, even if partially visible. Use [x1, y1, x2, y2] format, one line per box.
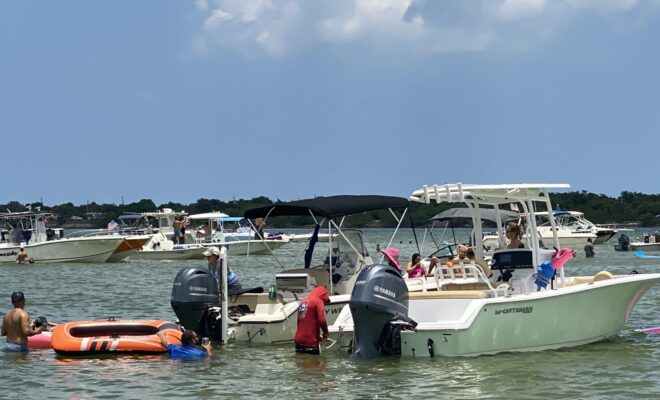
[410, 183, 570, 271]
[244, 195, 410, 293]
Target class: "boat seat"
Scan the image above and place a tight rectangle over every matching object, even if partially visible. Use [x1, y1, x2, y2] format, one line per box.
[409, 290, 486, 300]
[228, 293, 281, 313]
[279, 268, 330, 288]
[441, 282, 498, 291]
[568, 271, 614, 286]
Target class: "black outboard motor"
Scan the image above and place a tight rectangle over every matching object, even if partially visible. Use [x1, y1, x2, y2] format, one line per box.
[350, 264, 416, 358]
[617, 234, 630, 251]
[171, 267, 223, 341]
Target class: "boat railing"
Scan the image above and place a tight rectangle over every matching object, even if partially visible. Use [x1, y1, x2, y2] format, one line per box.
[65, 228, 150, 239]
[433, 263, 508, 298]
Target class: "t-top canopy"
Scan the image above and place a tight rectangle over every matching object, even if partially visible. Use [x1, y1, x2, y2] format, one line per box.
[188, 212, 230, 220]
[430, 208, 520, 223]
[218, 217, 245, 223]
[410, 183, 570, 205]
[244, 195, 409, 220]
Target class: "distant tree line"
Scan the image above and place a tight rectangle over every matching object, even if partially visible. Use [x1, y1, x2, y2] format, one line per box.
[1, 190, 659, 228]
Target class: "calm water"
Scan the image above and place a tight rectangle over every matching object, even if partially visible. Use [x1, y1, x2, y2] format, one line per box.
[2, 229, 660, 399]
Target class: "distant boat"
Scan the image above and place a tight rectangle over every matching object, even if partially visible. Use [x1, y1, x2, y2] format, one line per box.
[0, 211, 123, 263]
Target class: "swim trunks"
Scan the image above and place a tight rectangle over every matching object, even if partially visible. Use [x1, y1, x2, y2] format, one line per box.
[5, 343, 29, 352]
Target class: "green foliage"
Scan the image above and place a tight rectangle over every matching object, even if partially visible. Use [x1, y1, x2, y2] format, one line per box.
[2, 190, 660, 227]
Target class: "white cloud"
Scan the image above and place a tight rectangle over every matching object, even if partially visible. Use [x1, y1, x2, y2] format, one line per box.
[192, 0, 659, 56]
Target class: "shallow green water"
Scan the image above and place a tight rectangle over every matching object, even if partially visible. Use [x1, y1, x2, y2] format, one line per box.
[2, 229, 660, 399]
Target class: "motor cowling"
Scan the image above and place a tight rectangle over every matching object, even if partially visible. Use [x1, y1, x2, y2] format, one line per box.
[350, 264, 414, 358]
[171, 267, 223, 341]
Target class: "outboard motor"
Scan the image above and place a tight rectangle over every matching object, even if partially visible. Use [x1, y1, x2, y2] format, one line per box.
[617, 234, 630, 251]
[350, 264, 416, 358]
[171, 267, 223, 341]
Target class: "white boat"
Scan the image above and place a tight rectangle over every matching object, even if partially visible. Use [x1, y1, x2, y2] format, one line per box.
[187, 213, 290, 256]
[64, 229, 153, 263]
[0, 211, 124, 263]
[482, 210, 597, 250]
[169, 195, 410, 344]
[615, 232, 660, 252]
[330, 183, 660, 358]
[552, 211, 617, 244]
[129, 209, 207, 260]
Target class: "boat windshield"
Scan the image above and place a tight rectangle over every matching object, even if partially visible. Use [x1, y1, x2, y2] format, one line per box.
[336, 229, 367, 257]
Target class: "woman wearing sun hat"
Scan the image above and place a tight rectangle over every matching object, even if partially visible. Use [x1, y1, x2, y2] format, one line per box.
[380, 247, 402, 273]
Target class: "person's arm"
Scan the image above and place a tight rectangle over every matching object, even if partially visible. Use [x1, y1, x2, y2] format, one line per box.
[405, 262, 415, 273]
[156, 331, 169, 349]
[201, 341, 212, 356]
[21, 312, 43, 336]
[1, 317, 7, 336]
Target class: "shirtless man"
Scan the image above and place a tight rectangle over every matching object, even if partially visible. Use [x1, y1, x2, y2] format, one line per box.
[16, 248, 28, 264]
[1, 291, 45, 351]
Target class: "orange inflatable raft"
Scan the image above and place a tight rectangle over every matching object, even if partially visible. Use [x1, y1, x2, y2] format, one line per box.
[51, 319, 182, 355]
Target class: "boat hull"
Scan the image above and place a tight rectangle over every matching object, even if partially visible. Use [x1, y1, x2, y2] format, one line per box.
[400, 275, 660, 357]
[630, 243, 660, 252]
[218, 239, 289, 256]
[106, 236, 152, 262]
[229, 295, 349, 344]
[0, 237, 124, 263]
[131, 246, 207, 260]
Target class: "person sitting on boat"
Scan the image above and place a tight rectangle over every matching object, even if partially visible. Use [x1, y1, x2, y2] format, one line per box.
[15, 248, 28, 264]
[380, 247, 402, 272]
[406, 253, 440, 278]
[157, 328, 211, 359]
[1, 291, 46, 352]
[505, 222, 525, 249]
[254, 218, 265, 240]
[453, 245, 470, 261]
[294, 285, 330, 355]
[203, 247, 242, 293]
[196, 223, 212, 241]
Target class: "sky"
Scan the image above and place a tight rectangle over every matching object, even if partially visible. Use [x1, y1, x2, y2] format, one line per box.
[1, 0, 659, 206]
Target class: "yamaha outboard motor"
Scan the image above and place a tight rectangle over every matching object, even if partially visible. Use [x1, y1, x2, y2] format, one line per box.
[350, 264, 416, 358]
[617, 234, 630, 251]
[171, 267, 223, 341]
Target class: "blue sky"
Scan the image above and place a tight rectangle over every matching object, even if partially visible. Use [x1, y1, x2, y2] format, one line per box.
[1, 0, 659, 206]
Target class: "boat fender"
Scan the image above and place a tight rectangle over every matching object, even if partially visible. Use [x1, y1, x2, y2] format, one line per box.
[427, 338, 435, 358]
[535, 261, 555, 290]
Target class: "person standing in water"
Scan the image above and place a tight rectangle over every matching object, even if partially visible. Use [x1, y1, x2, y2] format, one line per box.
[15, 248, 28, 264]
[584, 238, 595, 258]
[2, 291, 46, 352]
[294, 285, 329, 355]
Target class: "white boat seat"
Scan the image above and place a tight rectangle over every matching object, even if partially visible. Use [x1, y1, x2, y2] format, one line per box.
[276, 268, 330, 292]
[440, 282, 506, 291]
[409, 290, 486, 300]
[228, 293, 281, 313]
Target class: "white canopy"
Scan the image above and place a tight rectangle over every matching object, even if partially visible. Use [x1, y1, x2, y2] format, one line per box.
[188, 212, 230, 220]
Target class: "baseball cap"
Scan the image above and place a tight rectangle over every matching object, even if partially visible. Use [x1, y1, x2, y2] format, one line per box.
[202, 247, 221, 257]
[11, 291, 25, 304]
